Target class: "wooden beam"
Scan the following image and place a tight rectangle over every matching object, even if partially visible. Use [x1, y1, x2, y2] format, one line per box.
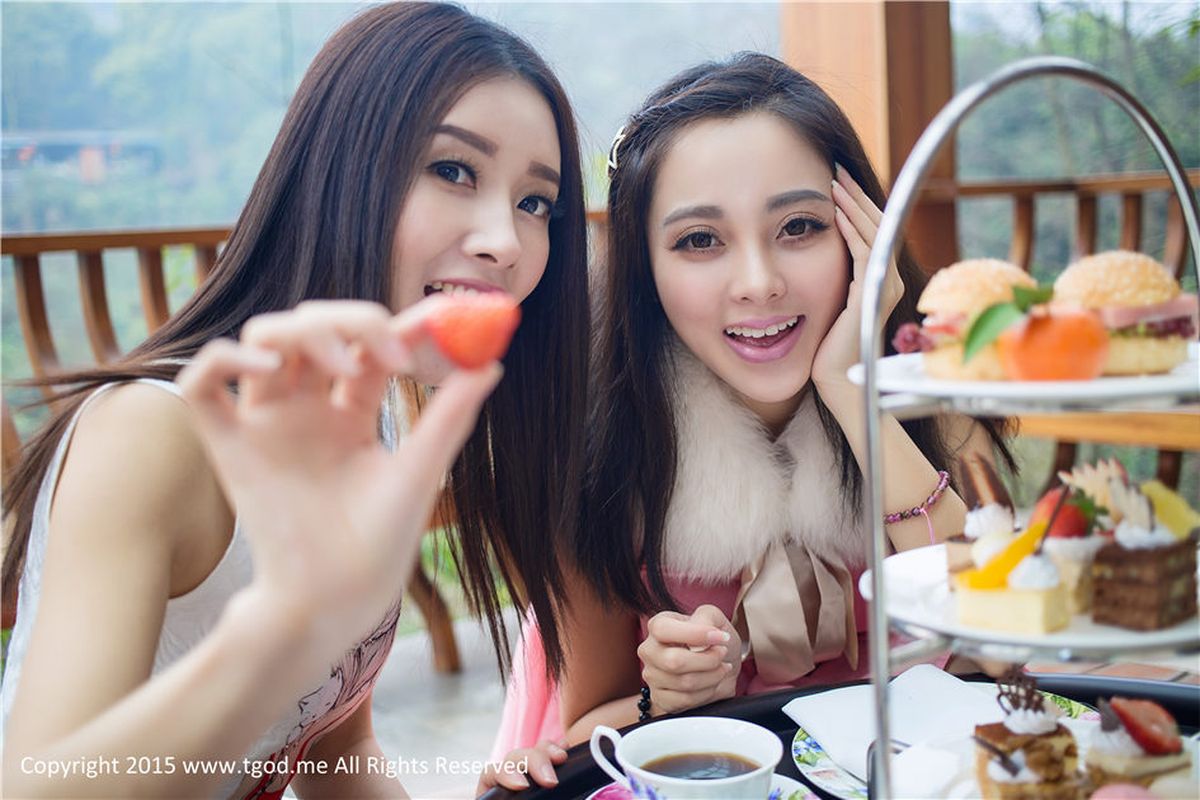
[781, 1, 957, 272]
[1017, 410, 1200, 451]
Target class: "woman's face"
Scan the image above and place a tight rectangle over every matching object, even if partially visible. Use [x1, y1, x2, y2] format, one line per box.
[647, 112, 850, 429]
[392, 77, 561, 310]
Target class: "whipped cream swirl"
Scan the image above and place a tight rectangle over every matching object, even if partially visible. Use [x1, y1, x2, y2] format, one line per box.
[986, 749, 1039, 783]
[1114, 519, 1177, 550]
[971, 532, 1014, 568]
[1090, 725, 1145, 758]
[964, 503, 1015, 541]
[1042, 534, 1108, 562]
[1002, 705, 1059, 736]
[1007, 554, 1060, 590]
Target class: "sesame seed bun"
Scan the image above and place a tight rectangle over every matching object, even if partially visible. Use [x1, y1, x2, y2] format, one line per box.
[922, 343, 1008, 381]
[1101, 335, 1189, 376]
[917, 259, 1037, 318]
[1054, 250, 1180, 309]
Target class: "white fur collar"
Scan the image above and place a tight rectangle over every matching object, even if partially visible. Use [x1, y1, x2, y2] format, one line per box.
[661, 344, 865, 581]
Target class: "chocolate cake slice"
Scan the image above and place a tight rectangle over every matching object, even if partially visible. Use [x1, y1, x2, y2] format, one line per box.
[1092, 536, 1197, 630]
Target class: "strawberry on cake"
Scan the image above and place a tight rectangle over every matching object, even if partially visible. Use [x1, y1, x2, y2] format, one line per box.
[1085, 698, 1192, 790]
[1032, 485, 1107, 614]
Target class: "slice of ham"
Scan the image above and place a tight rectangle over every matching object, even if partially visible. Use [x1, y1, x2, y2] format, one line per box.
[1095, 293, 1198, 332]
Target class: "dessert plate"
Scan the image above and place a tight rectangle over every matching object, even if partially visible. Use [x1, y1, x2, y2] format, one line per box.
[846, 341, 1199, 409]
[791, 690, 1096, 800]
[583, 772, 816, 800]
[859, 544, 1200, 659]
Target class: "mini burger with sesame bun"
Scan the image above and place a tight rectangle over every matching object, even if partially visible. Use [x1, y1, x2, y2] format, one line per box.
[893, 258, 1036, 380]
[1053, 251, 1198, 375]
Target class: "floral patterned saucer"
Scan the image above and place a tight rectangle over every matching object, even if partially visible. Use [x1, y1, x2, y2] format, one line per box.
[584, 772, 816, 800]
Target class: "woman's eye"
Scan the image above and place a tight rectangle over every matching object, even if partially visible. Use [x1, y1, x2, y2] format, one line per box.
[518, 195, 554, 218]
[782, 217, 812, 237]
[674, 230, 720, 251]
[432, 161, 474, 187]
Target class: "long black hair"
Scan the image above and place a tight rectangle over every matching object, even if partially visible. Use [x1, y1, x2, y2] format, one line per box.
[580, 52, 1011, 613]
[3, 2, 588, 678]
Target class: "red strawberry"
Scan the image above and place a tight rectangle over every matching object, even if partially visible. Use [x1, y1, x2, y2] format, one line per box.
[1109, 697, 1183, 755]
[1030, 486, 1092, 538]
[425, 293, 521, 370]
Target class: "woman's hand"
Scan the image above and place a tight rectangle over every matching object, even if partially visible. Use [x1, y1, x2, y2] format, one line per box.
[477, 739, 568, 795]
[179, 298, 502, 665]
[637, 605, 740, 716]
[811, 164, 905, 393]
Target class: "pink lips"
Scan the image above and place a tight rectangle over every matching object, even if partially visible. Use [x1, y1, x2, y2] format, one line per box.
[724, 316, 805, 364]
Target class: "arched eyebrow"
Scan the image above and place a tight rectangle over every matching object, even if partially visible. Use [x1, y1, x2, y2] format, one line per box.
[435, 124, 559, 187]
[765, 189, 830, 212]
[661, 204, 722, 229]
[662, 189, 832, 229]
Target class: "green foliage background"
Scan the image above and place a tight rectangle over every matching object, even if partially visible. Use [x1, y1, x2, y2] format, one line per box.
[2, 1, 1198, 515]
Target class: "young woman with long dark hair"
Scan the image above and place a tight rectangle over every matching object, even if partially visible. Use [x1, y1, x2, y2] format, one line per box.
[1, 4, 587, 796]
[493, 55, 1013, 776]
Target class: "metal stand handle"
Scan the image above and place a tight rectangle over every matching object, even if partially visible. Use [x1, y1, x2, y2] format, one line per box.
[858, 55, 1200, 799]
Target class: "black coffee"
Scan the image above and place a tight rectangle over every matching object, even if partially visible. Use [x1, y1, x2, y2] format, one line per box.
[641, 752, 759, 780]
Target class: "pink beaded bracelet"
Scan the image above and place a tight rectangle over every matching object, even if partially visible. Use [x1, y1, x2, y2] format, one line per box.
[884, 469, 951, 545]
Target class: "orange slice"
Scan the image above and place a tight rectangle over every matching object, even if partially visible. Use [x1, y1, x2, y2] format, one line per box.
[955, 522, 1047, 590]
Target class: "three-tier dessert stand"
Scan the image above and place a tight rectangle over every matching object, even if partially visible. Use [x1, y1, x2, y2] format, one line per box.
[856, 56, 1200, 799]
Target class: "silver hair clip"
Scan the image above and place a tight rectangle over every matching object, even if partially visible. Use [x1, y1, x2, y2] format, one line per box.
[607, 124, 628, 174]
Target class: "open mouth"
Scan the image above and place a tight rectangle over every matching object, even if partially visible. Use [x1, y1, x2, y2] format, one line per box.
[722, 315, 805, 363]
[423, 280, 495, 297]
[723, 316, 801, 347]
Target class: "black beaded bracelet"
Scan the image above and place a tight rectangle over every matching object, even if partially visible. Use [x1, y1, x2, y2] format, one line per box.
[637, 685, 652, 722]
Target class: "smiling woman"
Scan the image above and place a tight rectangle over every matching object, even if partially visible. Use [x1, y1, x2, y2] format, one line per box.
[0, 3, 588, 798]
[489, 54, 1017, 784]
[394, 78, 562, 311]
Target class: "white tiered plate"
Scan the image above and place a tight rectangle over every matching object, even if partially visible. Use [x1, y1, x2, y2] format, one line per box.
[859, 544, 1200, 660]
[847, 342, 1199, 412]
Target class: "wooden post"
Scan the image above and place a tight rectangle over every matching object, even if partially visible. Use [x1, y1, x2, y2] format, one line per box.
[781, 1, 959, 272]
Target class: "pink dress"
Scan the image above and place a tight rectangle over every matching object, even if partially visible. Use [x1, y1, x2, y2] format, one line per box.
[490, 569, 871, 758]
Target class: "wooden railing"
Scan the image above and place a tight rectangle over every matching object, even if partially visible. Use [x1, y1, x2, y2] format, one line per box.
[2, 172, 1196, 484]
[3, 227, 225, 389]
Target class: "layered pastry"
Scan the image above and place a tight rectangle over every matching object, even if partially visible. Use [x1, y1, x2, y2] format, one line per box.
[956, 524, 1069, 635]
[1091, 480, 1197, 631]
[1085, 697, 1191, 789]
[947, 454, 1017, 583]
[974, 670, 1081, 799]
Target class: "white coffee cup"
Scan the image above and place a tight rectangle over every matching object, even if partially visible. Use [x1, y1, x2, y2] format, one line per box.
[589, 716, 782, 800]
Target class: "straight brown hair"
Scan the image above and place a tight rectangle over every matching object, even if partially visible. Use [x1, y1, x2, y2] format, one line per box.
[580, 53, 1013, 613]
[3, 2, 588, 678]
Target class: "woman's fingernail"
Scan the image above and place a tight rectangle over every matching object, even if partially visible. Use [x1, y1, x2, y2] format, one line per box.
[549, 744, 568, 758]
[246, 348, 283, 370]
[329, 344, 360, 375]
[723, 661, 735, 671]
[714, 645, 728, 659]
[511, 773, 529, 788]
[539, 764, 559, 784]
[706, 630, 731, 644]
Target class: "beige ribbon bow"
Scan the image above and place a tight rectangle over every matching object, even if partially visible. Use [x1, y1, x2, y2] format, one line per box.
[732, 539, 858, 686]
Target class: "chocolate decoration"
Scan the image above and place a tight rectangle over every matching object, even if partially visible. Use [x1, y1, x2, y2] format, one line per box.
[954, 452, 1014, 512]
[971, 734, 1021, 777]
[1097, 698, 1121, 733]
